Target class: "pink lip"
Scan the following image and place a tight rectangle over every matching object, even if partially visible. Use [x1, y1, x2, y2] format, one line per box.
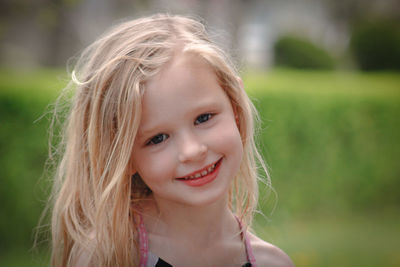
[176, 158, 222, 187]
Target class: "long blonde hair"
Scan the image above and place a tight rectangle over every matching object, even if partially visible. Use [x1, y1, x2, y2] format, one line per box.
[49, 14, 270, 266]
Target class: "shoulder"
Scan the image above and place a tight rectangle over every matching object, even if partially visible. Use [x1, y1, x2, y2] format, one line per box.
[247, 231, 294, 267]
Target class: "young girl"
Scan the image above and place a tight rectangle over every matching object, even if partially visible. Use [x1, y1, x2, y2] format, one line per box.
[49, 14, 294, 267]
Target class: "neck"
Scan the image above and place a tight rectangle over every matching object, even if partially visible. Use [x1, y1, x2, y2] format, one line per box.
[142, 194, 238, 246]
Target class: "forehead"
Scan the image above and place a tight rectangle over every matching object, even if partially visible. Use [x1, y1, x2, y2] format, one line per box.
[142, 53, 225, 109]
[137, 53, 232, 132]
[145, 53, 217, 94]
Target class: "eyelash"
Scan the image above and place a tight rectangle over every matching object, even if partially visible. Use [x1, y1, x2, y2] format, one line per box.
[194, 113, 214, 125]
[146, 133, 169, 146]
[146, 113, 214, 146]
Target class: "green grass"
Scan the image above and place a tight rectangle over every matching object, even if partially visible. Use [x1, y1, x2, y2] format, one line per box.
[0, 248, 50, 267]
[255, 211, 400, 267]
[243, 69, 400, 214]
[0, 67, 65, 100]
[244, 68, 400, 101]
[245, 69, 400, 266]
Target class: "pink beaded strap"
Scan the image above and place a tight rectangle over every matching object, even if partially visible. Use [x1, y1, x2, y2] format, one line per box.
[235, 216, 258, 267]
[138, 214, 257, 267]
[138, 214, 149, 267]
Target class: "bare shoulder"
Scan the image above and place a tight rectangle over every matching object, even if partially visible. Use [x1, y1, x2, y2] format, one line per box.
[247, 231, 295, 267]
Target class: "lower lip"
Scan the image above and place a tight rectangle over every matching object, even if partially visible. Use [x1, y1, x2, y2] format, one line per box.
[178, 159, 222, 187]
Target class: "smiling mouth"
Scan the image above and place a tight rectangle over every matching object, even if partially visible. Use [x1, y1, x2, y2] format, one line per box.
[177, 158, 222, 180]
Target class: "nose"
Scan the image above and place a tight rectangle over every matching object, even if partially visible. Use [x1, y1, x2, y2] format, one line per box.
[178, 131, 207, 163]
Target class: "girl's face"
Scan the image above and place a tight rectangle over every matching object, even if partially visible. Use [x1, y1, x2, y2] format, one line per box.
[131, 53, 243, 207]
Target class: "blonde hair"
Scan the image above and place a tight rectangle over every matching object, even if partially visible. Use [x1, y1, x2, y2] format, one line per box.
[49, 14, 270, 267]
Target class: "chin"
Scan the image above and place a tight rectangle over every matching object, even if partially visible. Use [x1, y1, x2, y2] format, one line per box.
[183, 184, 230, 207]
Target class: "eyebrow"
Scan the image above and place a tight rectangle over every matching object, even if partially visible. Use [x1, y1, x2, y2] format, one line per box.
[137, 98, 221, 139]
[136, 126, 164, 141]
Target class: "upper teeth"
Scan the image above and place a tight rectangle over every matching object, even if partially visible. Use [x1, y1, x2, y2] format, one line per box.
[184, 163, 216, 180]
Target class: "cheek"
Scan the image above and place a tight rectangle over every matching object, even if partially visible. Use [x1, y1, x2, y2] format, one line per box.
[210, 118, 243, 159]
[134, 149, 176, 185]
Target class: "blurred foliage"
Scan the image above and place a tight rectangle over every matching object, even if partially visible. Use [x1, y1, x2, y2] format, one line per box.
[273, 35, 335, 70]
[245, 69, 400, 216]
[350, 19, 400, 71]
[0, 95, 47, 247]
[0, 69, 64, 261]
[0, 68, 399, 266]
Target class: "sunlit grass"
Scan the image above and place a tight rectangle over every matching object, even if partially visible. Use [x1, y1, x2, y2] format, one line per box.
[254, 211, 400, 267]
[0, 68, 66, 101]
[0, 248, 50, 267]
[243, 68, 400, 101]
[244, 68, 400, 267]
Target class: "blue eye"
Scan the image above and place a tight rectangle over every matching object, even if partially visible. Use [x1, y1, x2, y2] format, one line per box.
[147, 133, 169, 145]
[195, 113, 213, 125]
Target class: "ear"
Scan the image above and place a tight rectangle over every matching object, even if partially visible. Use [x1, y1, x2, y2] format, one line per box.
[233, 105, 240, 127]
[233, 76, 243, 126]
[128, 159, 136, 176]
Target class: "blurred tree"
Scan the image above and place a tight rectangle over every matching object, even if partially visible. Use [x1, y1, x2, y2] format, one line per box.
[350, 19, 400, 70]
[40, 0, 76, 66]
[323, 0, 400, 70]
[324, 0, 400, 26]
[0, 0, 82, 67]
[273, 35, 335, 69]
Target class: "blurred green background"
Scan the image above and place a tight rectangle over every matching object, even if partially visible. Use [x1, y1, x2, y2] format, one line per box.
[1, 0, 399, 266]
